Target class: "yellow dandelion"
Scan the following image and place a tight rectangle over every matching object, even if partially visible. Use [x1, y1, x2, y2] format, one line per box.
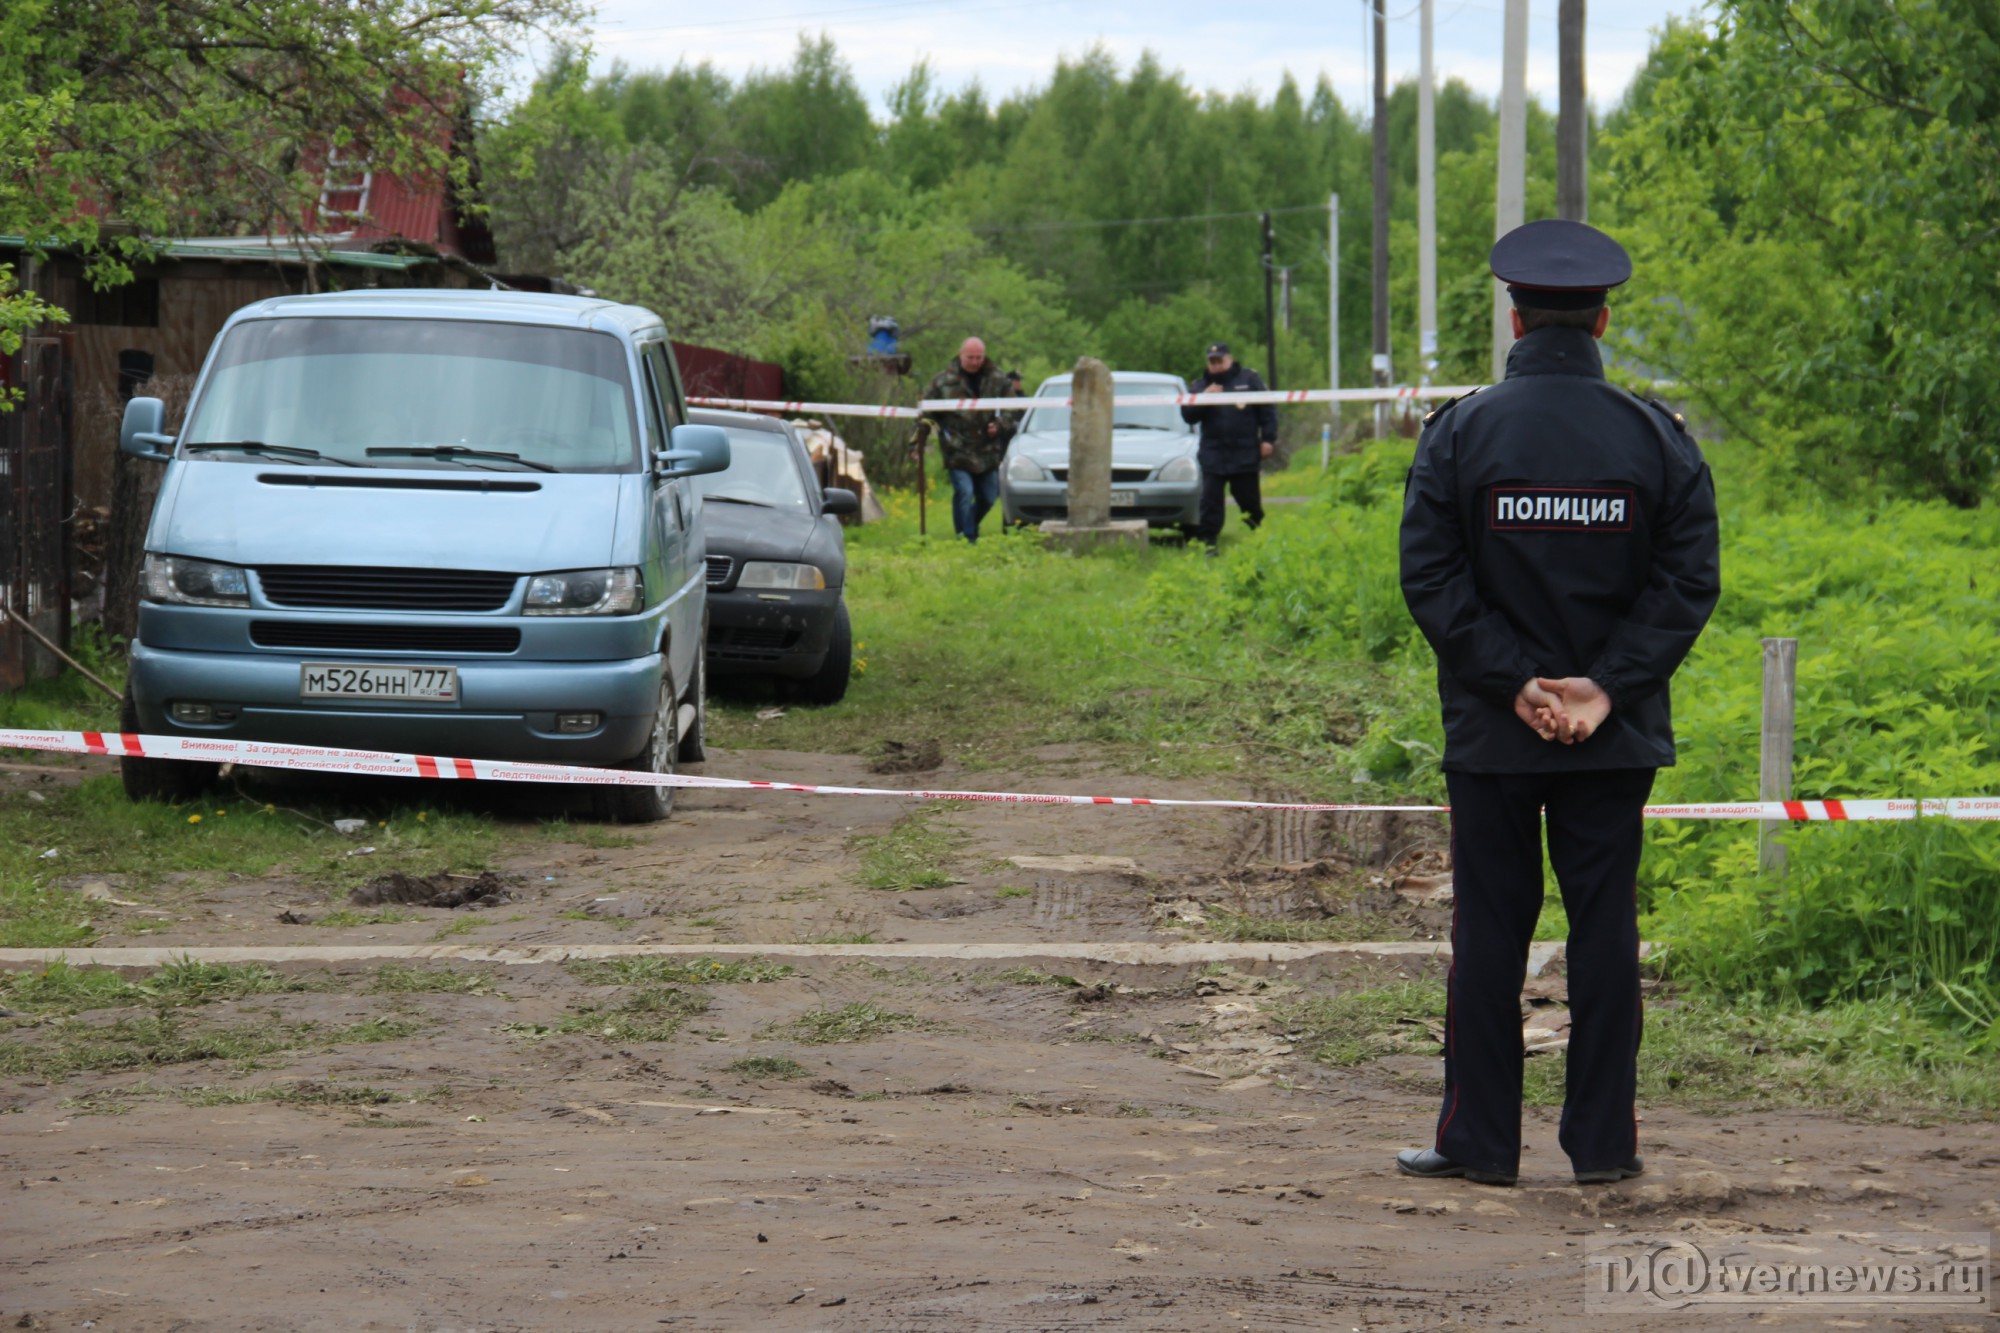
[417, 811, 429, 823]
[186, 814, 202, 824]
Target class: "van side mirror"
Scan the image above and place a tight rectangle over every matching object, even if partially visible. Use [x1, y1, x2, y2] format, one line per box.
[120, 397, 175, 461]
[655, 424, 730, 478]
[821, 487, 860, 517]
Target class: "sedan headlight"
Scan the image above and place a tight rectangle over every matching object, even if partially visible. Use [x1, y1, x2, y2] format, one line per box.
[142, 554, 250, 606]
[738, 562, 827, 591]
[1156, 454, 1200, 484]
[524, 567, 643, 615]
[1003, 453, 1046, 483]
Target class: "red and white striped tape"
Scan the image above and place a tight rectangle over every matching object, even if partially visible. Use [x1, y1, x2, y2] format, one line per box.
[689, 384, 1471, 421]
[3, 729, 1997, 821]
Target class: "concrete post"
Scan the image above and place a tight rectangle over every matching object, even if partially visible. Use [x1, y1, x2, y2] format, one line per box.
[1040, 356, 1146, 550]
[1759, 637, 1798, 875]
[1067, 356, 1114, 528]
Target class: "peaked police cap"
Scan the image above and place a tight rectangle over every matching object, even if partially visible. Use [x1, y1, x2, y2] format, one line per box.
[1491, 218, 1631, 310]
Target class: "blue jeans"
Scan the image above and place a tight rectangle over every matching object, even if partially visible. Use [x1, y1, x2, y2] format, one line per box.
[949, 467, 1000, 542]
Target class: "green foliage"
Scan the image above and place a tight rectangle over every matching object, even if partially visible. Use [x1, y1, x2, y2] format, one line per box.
[556, 986, 710, 1043]
[1603, 4, 2000, 505]
[565, 957, 794, 986]
[727, 1055, 810, 1080]
[2, 0, 581, 350]
[758, 1003, 930, 1045]
[850, 808, 966, 891]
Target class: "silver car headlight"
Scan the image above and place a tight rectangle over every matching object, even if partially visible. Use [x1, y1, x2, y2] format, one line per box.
[738, 562, 827, 591]
[524, 567, 643, 615]
[142, 554, 250, 607]
[1003, 453, 1046, 483]
[1156, 454, 1199, 483]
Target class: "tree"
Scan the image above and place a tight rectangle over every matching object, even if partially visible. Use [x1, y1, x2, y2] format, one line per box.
[0, 0, 582, 354]
[1602, 3, 2000, 506]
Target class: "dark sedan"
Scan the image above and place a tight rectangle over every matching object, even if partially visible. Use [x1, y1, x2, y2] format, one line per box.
[690, 409, 857, 703]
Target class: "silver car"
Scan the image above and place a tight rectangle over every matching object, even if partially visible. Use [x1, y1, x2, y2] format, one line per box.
[998, 371, 1201, 529]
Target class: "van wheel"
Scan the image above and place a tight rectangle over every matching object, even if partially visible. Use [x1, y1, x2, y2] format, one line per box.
[597, 681, 677, 824]
[797, 601, 852, 706]
[118, 693, 219, 804]
[676, 656, 707, 764]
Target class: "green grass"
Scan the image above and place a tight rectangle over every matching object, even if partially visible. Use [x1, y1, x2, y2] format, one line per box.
[806, 931, 877, 944]
[0, 959, 307, 1014]
[0, 1013, 423, 1081]
[314, 908, 420, 928]
[758, 1002, 930, 1045]
[0, 770, 502, 948]
[850, 807, 966, 891]
[996, 885, 1033, 899]
[727, 1055, 810, 1080]
[556, 987, 709, 1042]
[1274, 983, 1448, 1068]
[994, 966, 1083, 987]
[364, 964, 500, 995]
[565, 957, 795, 986]
[178, 1081, 415, 1107]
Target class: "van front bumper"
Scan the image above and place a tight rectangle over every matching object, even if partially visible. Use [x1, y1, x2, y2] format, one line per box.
[127, 643, 663, 764]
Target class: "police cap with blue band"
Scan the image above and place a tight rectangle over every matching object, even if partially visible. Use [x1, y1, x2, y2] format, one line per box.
[1490, 218, 1632, 311]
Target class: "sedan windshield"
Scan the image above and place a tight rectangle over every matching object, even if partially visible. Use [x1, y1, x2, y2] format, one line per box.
[1018, 383, 1191, 436]
[695, 427, 811, 509]
[182, 318, 639, 472]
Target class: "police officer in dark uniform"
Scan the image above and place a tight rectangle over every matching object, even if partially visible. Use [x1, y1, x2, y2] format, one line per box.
[1394, 220, 1721, 1187]
[1181, 341, 1278, 547]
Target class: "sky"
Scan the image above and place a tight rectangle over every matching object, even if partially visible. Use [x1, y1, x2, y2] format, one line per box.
[540, 0, 1712, 118]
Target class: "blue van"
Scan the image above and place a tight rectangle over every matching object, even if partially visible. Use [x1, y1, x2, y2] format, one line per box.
[115, 290, 730, 822]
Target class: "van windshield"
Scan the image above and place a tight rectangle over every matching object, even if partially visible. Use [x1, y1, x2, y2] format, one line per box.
[1017, 381, 1191, 436]
[182, 318, 640, 472]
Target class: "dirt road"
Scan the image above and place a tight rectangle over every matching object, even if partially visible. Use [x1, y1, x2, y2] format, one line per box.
[3, 749, 1995, 1330]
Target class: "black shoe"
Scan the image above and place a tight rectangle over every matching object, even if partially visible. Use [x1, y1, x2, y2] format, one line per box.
[1575, 1156, 1645, 1185]
[1395, 1147, 1516, 1186]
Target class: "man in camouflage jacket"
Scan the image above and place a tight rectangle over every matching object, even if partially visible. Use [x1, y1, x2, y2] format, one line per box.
[923, 336, 1019, 541]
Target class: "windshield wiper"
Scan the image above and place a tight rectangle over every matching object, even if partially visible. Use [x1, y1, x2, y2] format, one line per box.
[366, 446, 558, 473]
[184, 441, 364, 467]
[704, 494, 775, 507]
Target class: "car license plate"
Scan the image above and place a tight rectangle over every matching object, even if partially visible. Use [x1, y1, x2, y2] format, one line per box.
[1109, 490, 1138, 508]
[300, 662, 458, 703]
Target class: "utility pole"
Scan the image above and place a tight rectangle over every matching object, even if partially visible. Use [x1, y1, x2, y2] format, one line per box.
[1370, 0, 1390, 436]
[1328, 192, 1339, 393]
[1491, 0, 1528, 382]
[1261, 210, 1279, 389]
[1558, 0, 1588, 221]
[1418, 0, 1438, 386]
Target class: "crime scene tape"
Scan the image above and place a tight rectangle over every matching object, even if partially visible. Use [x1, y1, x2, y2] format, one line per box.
[3, 729, 1998, 822]
[688, 384, 1473, 420]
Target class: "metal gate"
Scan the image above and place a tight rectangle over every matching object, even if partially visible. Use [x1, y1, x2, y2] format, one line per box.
[0, 334, 73, 692]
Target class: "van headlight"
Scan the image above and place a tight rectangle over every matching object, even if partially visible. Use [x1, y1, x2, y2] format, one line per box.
[1157, 454, 1200, 483]
[142, 554, 250, 606]
[738, 562, 827, 591]
[524, 567, 643, 615]
[1004, 453, 1046, 483]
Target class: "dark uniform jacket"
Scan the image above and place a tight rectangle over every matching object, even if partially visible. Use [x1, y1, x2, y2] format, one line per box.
[1398, 326, 1721, 773]
[922, 359, 1019, 474]
[1180, 363, 1278, 474]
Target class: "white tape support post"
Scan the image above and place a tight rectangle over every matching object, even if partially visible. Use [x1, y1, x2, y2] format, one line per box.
[2, 730, 1997, 821]
[688, 384, 1479, 420]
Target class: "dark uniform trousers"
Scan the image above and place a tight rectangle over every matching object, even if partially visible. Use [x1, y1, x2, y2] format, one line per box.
[1437, 765, 1655, 1177]
[1194, 470, 1263, 543]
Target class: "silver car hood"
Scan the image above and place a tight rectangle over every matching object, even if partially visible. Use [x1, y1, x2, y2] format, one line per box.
[1011, 427, 1195, 468]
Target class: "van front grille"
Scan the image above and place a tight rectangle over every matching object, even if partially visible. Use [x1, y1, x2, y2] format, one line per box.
[256, 566, 518, 612]
[250, 622, 521, 654]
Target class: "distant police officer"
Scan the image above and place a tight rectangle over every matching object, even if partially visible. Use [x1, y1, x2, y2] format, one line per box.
[1180, 342, 1277, 548]
[1395, 220, 1720, 1187]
